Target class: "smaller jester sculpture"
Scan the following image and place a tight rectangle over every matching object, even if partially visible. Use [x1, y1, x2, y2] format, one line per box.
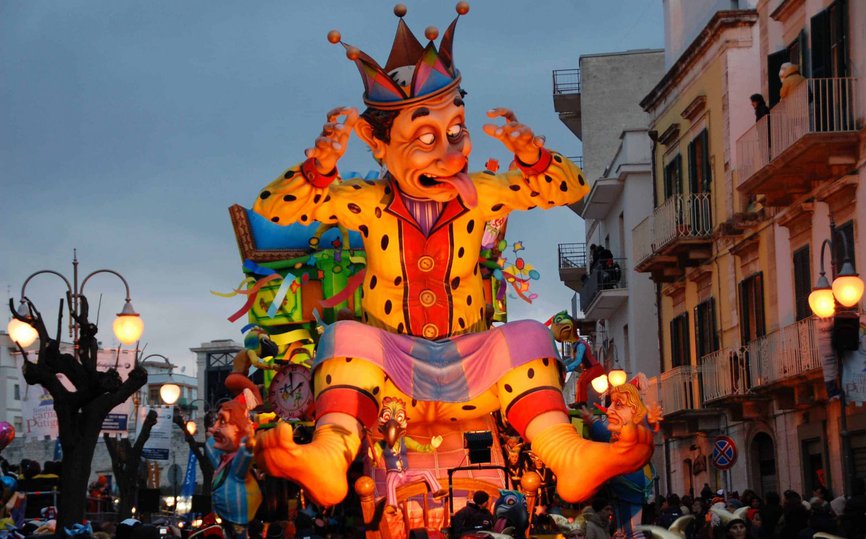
[369, 396, 447, 509]
[581, 382, 662, 537]
[547, 311, 603, 406]
[206, 392, 263, 539]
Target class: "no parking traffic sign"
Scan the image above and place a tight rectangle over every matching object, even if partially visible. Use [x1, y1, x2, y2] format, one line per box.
[711, 435, 737, 470]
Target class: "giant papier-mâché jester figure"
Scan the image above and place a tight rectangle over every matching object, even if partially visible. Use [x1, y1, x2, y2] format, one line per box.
[253, 2, 654, 507]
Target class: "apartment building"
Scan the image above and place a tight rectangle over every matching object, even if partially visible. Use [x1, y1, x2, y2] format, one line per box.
[638, 0, 866, 498]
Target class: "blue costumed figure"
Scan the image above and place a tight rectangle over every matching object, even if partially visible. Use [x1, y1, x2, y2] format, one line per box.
[205, 392, 263, 539]
[582, 381, 661, 536]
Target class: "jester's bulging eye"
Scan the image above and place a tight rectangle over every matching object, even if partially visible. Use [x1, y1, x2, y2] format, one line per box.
[418, 133, 435, 145]
[447, 124, 465, 143]
[379, 409, 392, 423]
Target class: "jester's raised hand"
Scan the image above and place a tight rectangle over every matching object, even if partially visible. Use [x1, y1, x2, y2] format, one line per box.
[305, 106, 359, 175]
[482, 108, 546, 167]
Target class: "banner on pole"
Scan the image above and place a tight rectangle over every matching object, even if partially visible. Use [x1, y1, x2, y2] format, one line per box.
[138, 405, 174, 461]
[842, 314, 866, 405]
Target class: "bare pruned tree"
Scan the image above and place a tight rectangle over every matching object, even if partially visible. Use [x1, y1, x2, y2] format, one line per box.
[10, 294, 148, 530]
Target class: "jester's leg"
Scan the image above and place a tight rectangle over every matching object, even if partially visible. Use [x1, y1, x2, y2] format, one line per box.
[498, 358, 654, 503]
[254, 357, 384, 507]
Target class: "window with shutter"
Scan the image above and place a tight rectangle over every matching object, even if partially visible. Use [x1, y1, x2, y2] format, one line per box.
[833, 221, 856, 272]
[671, 312, 690, 368]
[793, 246, 812, 321]
[695, 298, 719, 360]
[739, 273, 766, 343]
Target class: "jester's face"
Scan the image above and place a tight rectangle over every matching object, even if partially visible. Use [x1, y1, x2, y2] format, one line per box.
[378, 396, 408, 447]
[606, 387, 644, 436]
[549, 311, 576, 343]
[359, 88, 475, 205]
[208, 408, 242, 452]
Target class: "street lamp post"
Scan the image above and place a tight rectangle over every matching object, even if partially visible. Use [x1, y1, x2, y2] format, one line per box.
[6, 252, 147, 530]
[808, 219, 865, 497]
[7, 250, 144, 349]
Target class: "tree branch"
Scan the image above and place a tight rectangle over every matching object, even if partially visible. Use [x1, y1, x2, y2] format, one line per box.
[91, 366, 148, 417]
[132, 410, 159, 454]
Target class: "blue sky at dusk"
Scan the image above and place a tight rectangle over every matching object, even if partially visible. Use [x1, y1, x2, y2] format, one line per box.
[1, 1, 663, 371]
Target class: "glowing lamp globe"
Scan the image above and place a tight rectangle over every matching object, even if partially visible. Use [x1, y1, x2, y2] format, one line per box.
[809, 274, 835, 318]
[831, 262, 864, 307]
[608, 369, 628, 387]
[113, 302, 143, 344]
[7, 318, 38, 348]
[591, 374, 609, 394]
[160, 383, 181, 405]
[185, 420, 197, 436]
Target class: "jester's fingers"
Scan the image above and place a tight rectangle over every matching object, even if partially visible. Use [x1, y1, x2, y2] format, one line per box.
[305, 107, 359, 174]
[483, 111, 545, 164]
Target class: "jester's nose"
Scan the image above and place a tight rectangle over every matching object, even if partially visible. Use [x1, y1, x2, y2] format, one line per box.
[380, 419, 403, 446]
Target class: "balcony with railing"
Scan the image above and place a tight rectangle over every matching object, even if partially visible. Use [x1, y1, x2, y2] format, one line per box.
[632, 193, 714, 281]
[700, 347, 751, 404]
[566, 155, 584, 168]
[558, 242, 587, 293]
[553, 68, 582, 139]
[659, 365, 702, 417]
[736, 77, 860, 205]
[579, 258, 628, 321]
[746, 317, 822, 389]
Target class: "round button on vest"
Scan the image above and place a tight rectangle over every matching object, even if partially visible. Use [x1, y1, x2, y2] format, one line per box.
[421, 323, 439, 339]
[419, 290, 437, 307]
[417, 256, 435, 272]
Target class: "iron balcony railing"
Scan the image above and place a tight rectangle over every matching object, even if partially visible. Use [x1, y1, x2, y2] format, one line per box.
[553, 68, 581, 94]
[558, 242, 587, 271]
[746, 317, 823, 388]
[699, 317, 823, 402]
[736, 77, 858, 187]
[700, 347, 751, 402]
[633, 193, 713, 266]
[579, 257, 628, 313]
[660, 365, 701, 415]
[566, 155, 584, 168]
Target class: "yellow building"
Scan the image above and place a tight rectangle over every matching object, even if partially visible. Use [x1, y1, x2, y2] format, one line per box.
[639, 0, 866, 499]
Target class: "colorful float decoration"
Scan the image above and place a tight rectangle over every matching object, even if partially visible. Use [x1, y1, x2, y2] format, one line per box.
[218, 3, 657, 535]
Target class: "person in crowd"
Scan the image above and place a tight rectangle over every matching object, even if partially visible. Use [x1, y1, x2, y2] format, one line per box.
[582, 496, 613, 539]
[700, 484, 713, 503]
[840, 477, 866, 539]
[450, 491, 494, 538]
[680, 495, 693, 515]
[750, 94, 769, 122]
[797, 499, 838, 539]
[757, 491, 782, 539]
[775, 490, 808, 539]
[658, 494, 685, 528]
[744, 508, 761, 539]
[725, 518, 748, 539]
[685, 498, 708, 539]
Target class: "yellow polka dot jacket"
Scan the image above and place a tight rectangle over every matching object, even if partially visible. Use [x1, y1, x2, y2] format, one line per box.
[254, 152, 588, 340]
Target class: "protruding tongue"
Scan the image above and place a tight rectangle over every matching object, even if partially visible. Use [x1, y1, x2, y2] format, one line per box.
[439, 171, 477, 208]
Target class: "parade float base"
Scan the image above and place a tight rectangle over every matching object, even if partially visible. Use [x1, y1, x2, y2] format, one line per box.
[368, 415, 507, 537]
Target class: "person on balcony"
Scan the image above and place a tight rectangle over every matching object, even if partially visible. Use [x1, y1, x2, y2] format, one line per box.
[750, 94, 769, 121]
[779, 63, 805, 99]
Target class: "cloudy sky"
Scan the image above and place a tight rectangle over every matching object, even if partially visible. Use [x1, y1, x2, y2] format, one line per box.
[1, 1, 663, 372]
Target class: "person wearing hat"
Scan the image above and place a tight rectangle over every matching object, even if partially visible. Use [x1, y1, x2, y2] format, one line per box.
[252, 2, 653, 509]
[450, 491, 493, 538]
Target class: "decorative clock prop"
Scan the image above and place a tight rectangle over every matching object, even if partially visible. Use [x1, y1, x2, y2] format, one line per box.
[268, 364, 313, 421]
